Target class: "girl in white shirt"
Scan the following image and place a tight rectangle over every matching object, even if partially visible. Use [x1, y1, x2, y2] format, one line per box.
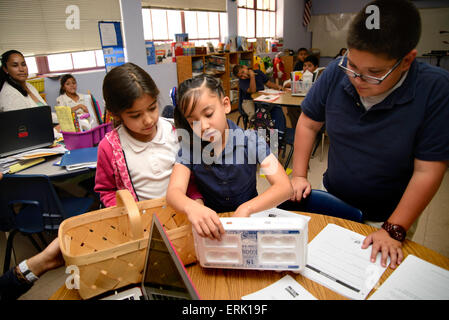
[56, 74, 99, 127]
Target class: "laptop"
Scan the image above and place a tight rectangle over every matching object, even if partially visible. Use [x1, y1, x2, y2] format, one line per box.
[0, 106, 54, 158]
[100, 214, 201, 300]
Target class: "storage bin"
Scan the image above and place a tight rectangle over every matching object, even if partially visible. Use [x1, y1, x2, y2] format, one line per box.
[58, 190, 197, 299]
[62, 122, 113, 150]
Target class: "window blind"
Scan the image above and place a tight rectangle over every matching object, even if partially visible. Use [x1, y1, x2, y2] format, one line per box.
[141, 0, 227, 12]
[0, 0, 121, 57]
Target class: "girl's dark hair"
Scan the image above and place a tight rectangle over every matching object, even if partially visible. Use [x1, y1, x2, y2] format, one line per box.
[0, 50, 27, 96]
[59, 74, 76, 95]
[347, 0, 421, 60]
[102, 62, 160, 116]
[174, 74, 225, 149]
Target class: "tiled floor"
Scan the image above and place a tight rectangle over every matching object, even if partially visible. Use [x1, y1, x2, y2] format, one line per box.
[2, 109, 448, 299]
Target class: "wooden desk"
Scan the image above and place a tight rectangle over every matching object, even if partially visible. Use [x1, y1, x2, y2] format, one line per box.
[252, 91, 304, 107]
[50, 212, 449, 300]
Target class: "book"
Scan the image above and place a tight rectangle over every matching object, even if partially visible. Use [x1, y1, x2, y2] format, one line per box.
[55, 106, 76, 132]
[60, 146, 98, 171]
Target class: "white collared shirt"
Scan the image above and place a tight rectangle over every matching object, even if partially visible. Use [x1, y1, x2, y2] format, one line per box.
[118, 117, 179, 200]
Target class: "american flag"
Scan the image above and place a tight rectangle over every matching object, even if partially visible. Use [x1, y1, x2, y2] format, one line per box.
[303, 0, 312, 27]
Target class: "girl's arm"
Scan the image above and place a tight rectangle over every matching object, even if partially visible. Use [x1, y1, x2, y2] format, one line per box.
[234, 154, 293, 217]
[94, 140, 118, 207]
[166, 164, 224, 240]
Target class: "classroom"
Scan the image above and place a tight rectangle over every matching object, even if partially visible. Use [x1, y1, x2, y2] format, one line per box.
[0, 0, 449, 304]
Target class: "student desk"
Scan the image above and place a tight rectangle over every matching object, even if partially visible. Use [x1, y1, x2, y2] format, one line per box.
[50, 211, 449, 300]
[12, 155, 93, 179]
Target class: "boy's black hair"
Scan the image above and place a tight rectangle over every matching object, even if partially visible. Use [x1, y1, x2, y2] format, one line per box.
[347, 0, 421, 60]
[59, 74, 76, 95]
[304, 55, 319, 67]
[232, 64, 244, 77]
[297, 48, 308, 54]
[0, 50, 27, 96]
[102, 62, 160, 117]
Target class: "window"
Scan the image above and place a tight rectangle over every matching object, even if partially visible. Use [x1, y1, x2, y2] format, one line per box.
[238, 0, 276, 39]
[46, 50, 105, 73]
[142, 8, 225, 45]
[24, 57, 38, 75]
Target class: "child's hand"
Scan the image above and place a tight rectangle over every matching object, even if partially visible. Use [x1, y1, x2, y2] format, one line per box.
[290, 176, 312, 202]
[186, 204, 225, 240]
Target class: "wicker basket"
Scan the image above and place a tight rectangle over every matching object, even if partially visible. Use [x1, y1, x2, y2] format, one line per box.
[58, 189, 196, 299]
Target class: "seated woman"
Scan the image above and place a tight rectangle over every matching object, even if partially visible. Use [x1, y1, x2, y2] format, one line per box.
[56, 74, 99, 127]
[0, 50, 48, 113]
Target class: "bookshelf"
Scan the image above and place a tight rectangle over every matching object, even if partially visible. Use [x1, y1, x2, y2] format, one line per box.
[176, 51, 254, 111]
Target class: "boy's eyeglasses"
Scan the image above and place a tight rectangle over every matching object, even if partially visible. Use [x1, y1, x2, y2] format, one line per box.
[338, 51, 402, 85]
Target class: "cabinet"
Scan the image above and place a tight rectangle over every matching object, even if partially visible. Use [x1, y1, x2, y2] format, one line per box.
[176, 51, 254, 111]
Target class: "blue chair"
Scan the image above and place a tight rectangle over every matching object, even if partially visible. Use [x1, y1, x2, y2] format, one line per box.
[0, 174, 94, 273]
[278, 189, 363, 222]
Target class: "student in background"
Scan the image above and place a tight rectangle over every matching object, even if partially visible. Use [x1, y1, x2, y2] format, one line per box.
[56, 74, 99, 127]
[95, 63, 202, 207]
[0, 50, 47, 113]
[303, 55, 319, 74]
[293, 48, 309, 72]
[233, 64, 287, 146]
[334, 48, 347, 59]
[290, 0, 449, 269]
[167, 75, 292, 240]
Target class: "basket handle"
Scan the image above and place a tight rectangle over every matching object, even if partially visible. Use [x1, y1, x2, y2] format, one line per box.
[115, 190, 144, 240]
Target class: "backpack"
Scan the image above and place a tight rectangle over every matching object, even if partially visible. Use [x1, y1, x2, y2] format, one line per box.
[248, 104, 278, 148]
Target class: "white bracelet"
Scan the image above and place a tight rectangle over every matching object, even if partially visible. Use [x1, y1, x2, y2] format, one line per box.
[18, 260, 39, 283]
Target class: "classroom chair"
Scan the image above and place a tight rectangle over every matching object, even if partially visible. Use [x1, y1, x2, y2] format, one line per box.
[0, 174, 94, 273]
[277, 189, 363, 222]
[236, 90, 249, 129]
[283, 127, 295, 169]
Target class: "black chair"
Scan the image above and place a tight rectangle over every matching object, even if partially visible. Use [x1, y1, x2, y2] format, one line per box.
[0, 174, 94, 273]
[282, 127, 295, 169]
[278, 189, 363, 222]
[162, 105, 175, 119]
[236, 90, 249, 129]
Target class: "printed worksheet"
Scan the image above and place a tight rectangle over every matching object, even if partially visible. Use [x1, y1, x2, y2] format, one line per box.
[369, 255, 449, 300]
[301, 224, 388, 300]
[241, 275, 317, 300]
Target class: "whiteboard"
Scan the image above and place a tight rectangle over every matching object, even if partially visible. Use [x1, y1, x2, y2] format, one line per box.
[310, 8, 449, 57]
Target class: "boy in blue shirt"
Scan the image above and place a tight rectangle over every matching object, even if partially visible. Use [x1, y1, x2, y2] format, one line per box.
[290, 0, 449, 269]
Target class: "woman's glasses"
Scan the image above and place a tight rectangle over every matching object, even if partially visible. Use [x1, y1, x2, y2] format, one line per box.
[338, 51, 402, 85]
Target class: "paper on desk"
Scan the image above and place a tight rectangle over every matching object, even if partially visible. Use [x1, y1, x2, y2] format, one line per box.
[259, 89, 283, 94]
[301, 224, 388, 300]
[251, 207, 311, 222]
[369, 255, 449, 300]
[254, 94, 280, 103]
[11, 146, 67, 160]
[241, 275, 317, 300]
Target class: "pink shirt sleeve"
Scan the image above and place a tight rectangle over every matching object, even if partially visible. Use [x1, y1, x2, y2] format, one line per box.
[94, 139, 118, 207]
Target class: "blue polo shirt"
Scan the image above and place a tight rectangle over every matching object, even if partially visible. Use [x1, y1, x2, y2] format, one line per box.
[176, 120, 271, 213]
[239, 69, 268, 101]
[301, 58, 449, 221]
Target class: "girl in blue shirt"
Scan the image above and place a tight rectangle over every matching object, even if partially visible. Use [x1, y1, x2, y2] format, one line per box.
[166, 75, 292, 240]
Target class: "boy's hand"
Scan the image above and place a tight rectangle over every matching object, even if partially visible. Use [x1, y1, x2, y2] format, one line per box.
[186, 204, 225, 240]
[362, 229, 403, 269]
[233, 204, 252, 217]
[248, 69, 255, 78]
[290, 176, 312, 202]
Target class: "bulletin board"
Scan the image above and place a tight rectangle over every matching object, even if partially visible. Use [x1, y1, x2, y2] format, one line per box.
[98, 21, 125, 72]
[310, 8, 449, 57]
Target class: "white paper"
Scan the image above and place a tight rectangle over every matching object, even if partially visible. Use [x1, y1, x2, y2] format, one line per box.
[100, 23, 117, 46]
[241, 275, 317, 300]
[251, 207, 311, 221]
[301, 224, 388, 300]
[369, 255, 449, 300]
[259, 89, 282, 94]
